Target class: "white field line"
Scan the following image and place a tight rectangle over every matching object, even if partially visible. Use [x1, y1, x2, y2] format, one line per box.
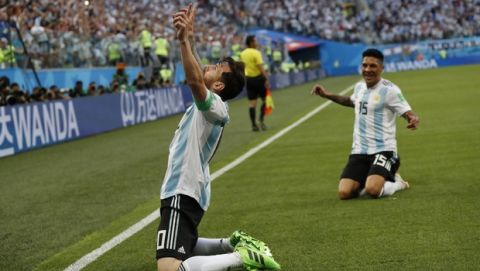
[64, 84, 356, 271]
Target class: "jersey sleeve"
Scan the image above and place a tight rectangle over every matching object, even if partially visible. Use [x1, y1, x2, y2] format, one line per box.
[387, 85, 412, 116]
[195, 91, 229, 125]
[350, 83, 362, 103]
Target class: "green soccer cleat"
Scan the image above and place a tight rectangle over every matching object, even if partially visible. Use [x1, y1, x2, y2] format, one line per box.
[230, 230, 272, 256]
[235, 241, 281, 271]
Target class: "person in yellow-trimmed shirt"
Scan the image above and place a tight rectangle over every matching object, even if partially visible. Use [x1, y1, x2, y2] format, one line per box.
[240, 35, 270, 131]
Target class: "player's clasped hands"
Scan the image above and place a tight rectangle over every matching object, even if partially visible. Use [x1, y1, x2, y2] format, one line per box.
[172, 4, 194, 41]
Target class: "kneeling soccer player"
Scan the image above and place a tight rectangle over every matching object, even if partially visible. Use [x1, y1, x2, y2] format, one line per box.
[311, 48, 419, 200]
[156, 5, 281, 271]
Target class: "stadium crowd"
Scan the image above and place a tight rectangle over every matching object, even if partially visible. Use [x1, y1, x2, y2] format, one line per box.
[1, 0, 478, 69]
[240, 0, 479, 44]
[0, 0, 479, 106]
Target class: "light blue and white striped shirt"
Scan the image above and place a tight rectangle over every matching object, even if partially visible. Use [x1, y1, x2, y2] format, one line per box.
[160, 91, 229, 210]
[350, 78, 411, 155]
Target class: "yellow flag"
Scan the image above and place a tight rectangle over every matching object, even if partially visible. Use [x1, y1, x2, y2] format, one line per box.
[264, 88, 274, 116]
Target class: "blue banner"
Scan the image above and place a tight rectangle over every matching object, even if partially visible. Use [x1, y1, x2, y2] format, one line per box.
[0, 67, 142, 92]
[0, 86, 188, 158]
[0, 68, 324, 158]
[380, 37, 480, 72]
[321, 36, 480, 75]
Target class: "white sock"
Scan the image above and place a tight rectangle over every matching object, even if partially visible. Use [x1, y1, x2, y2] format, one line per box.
[180, 252, 243, 271]
[379, 181, 404, 197]
[359, 188, 366, 196]
[193, 238, 234, 256]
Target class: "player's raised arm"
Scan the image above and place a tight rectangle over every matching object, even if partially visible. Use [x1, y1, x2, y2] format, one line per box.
[186, 5, 203, 69]
[311, 84, 354, 107]
[173, 4, 207, 101]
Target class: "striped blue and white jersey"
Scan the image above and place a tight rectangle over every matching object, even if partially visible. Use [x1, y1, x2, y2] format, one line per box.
[160, 91, 229, 211]
[350, 78, 411, 154]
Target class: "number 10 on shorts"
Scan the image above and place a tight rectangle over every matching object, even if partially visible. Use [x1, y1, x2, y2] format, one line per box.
[157, 230, 166, 250]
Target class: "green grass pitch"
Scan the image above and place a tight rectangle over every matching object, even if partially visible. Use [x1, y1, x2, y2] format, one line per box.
[1, 64, 480, 270]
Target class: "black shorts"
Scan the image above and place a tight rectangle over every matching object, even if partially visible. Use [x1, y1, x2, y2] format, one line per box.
[340, 151, 401, 188]
[246, 75, 267, 100]
[156, 194, 204, 260]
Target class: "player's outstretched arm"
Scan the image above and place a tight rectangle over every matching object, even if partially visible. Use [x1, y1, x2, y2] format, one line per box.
[186, 5, 203, 69]
[173, 4, 207, 102]
[402, 110, 419, 130]
[311, 84, 354, 107]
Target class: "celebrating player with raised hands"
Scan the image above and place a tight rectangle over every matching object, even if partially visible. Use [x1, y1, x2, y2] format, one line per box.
[156, 4, 281, 271]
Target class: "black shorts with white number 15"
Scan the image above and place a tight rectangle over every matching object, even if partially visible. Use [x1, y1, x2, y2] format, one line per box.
[340, 151, 401, 187]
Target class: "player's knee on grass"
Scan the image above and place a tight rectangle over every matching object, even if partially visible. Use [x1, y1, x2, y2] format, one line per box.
[365, 175, 385, 198]
[338, 178, 359, 200]
[157, 257, 182, 271]
[338, 188, 355, 200]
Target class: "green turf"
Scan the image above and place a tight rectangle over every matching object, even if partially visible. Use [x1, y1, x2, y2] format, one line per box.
[2, 65, 480, 270]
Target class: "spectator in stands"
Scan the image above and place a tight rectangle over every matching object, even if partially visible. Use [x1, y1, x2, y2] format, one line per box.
[0, 0, 469, 70]
[209, 38, 223, 63]
[7, 82, 29, 105]
[0, 37, 17, 68]
[149, 74, 162, 89]
[87, 82, 98, 96]
[0, 93, 8, 107]
[110, 80, 120, 93]
[0, 76, 11, 106]
[30, 87, 47, 102]
[230, 35, 242, 61]
[69, 80, 85, 98]
[159, 64, 173, 87]
[113, 63, 129, 89]
[107, 34, 123, 66]
[139, 25, 154, 67]
[154, 30, 170, 67]
[97, 85, 107, 95]
[46, 85, 69, 100]
[271, 43, 283, 73]
[132, 72, 148, 90]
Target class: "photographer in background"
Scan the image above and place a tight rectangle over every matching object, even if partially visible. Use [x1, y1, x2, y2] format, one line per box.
[7, 82, 29, 105]
[46, 85, 70, 100]
[69, 81, 86, 98]
[0, 75, 10, 106]
[0, 76, 30, 106]
[30, 86, 46, 102]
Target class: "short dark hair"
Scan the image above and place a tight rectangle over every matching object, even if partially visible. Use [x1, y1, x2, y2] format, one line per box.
[245, 35, 256, 47]
[219, 57, 245, 101]
[362, 48, 384, 63]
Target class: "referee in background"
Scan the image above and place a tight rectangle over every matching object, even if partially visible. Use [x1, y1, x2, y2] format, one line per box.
[240, 35, 269, 131]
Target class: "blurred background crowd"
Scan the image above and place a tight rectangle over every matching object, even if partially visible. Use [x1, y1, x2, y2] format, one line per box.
[1, 0, 479, 106]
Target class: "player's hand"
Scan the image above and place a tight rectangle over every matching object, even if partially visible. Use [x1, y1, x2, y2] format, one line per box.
[186, 4, 196, 38]
[172, 8, 188, 41]
[403, 111, 419, 130]
[311, 85, 328, 97]
[406, 114, 419, 130]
